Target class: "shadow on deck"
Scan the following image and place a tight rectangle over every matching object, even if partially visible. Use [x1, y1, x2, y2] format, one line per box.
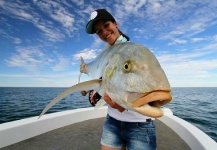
[1, 118, 190, 150]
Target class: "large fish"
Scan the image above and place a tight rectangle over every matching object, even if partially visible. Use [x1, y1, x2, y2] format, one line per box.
[39, 42, 172, 118]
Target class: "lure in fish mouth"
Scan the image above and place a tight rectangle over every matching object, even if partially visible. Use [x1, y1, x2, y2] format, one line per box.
[38, 42, 172, 119]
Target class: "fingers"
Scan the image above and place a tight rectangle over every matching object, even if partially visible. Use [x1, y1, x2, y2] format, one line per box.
[80, 62, 87, 73]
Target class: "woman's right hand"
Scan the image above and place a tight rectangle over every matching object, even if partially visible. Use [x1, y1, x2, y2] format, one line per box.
[104, 93, 125, 112]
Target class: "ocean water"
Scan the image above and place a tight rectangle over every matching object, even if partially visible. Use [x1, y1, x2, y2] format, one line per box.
[0, 87, 216, 142]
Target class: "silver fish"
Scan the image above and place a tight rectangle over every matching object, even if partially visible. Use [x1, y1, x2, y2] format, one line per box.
[39, 42, 172, 119]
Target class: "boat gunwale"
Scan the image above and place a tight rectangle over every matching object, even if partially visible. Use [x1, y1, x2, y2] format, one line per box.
[0, 107, 216, 149]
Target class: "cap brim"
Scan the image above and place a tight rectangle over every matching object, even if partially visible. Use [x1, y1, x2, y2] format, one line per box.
[86, 19, 98, 34]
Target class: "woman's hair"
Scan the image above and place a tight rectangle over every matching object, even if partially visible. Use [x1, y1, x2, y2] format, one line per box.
[110, 19, 130, 41]
[118, 29, 130, 41]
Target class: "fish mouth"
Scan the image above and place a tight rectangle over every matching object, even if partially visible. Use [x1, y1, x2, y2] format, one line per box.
[130, 90, 172, 118]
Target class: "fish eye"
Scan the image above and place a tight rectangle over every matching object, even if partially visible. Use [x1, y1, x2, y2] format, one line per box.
[123, 61, 131, 72]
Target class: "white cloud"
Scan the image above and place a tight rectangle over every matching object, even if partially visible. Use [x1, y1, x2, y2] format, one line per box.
[191, 37, 205, 42]
[71, 0, 85, 6]
[91, 36, 103, 48]
[168, 38, 187, 45]
[5, 46, 73, 72]
[73, 48, 100, 61]
[35, 1, 75, 28]
[156, 49, 217, 87]
[0, 0, 75, 42]
[13, 38, 22, 44]
[144, 0, 217, 43]
[0, 71, 80, 87]
[213, 35, 217, 41]
[123, 0, 147, 13]
[5, 47, 46, 69]
[51, 55, 69, 71]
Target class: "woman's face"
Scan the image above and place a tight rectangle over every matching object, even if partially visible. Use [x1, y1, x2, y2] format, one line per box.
[94, 20, 120, 45]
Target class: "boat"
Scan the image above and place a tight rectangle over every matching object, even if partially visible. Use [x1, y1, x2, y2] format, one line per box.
[0, 106, 216, 150]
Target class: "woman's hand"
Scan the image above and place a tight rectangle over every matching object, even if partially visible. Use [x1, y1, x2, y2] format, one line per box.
[80, 61, 87, 74]
[104, 93, 125, 112]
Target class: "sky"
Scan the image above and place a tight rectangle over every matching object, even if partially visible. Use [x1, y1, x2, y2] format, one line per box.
[0, 0, 217, 87]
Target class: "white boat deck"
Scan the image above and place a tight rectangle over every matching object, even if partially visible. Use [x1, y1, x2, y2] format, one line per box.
[0, 118, 191, 150]
[0, 107, 216, 150]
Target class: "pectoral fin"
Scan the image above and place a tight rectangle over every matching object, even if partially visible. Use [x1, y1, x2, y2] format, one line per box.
[38, 79, 101, 119]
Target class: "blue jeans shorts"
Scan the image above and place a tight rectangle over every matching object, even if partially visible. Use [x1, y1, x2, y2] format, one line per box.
[101, 115, 156, 150]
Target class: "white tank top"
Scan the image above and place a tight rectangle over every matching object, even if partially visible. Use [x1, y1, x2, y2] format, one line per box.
[107, 105, 154, 122]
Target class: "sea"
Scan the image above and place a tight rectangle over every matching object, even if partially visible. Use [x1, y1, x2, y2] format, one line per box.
[0, 87, 216, 142]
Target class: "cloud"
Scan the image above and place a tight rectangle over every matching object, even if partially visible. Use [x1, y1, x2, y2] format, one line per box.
[156, 48, 217, 87]
[168, 38, 187, 45]
[122, 0, 147, 13]
[0, 0, 75, 42]
[13, 38, 22, 44]
[5, 46, 73, 72]
[113, 0, 147, 26]
[91, 36, 104, 48]
[191, 37, 205, 42]
[71, 0, 85, 6]
[5, 46, 46, 69]
[73, 48, 100, 61]
[0, 71, 78, 78]
[0, 71, 80, 87]
[141, 0, 217, 43]
[34, 1, 75, 28]
[51, 53, 70, 71]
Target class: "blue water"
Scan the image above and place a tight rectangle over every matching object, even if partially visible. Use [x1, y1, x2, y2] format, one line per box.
[0, 87, 216, 142]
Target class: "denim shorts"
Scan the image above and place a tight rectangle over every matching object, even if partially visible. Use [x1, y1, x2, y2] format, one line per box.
[101, 115, 156, 150]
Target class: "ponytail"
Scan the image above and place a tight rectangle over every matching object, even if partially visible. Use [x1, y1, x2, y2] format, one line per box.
[118, 29, 130, 41]
[110, 19, 130, 41]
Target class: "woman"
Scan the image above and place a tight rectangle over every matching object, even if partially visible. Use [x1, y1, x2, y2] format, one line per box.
[83, 9, 156, 150]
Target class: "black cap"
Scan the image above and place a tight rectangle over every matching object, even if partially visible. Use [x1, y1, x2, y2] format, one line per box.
[86, 9, 116, 34]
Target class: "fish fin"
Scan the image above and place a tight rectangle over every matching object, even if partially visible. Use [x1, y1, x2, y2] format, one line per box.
[38, 79, 101, 119]
[95, 99, 107, 109]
